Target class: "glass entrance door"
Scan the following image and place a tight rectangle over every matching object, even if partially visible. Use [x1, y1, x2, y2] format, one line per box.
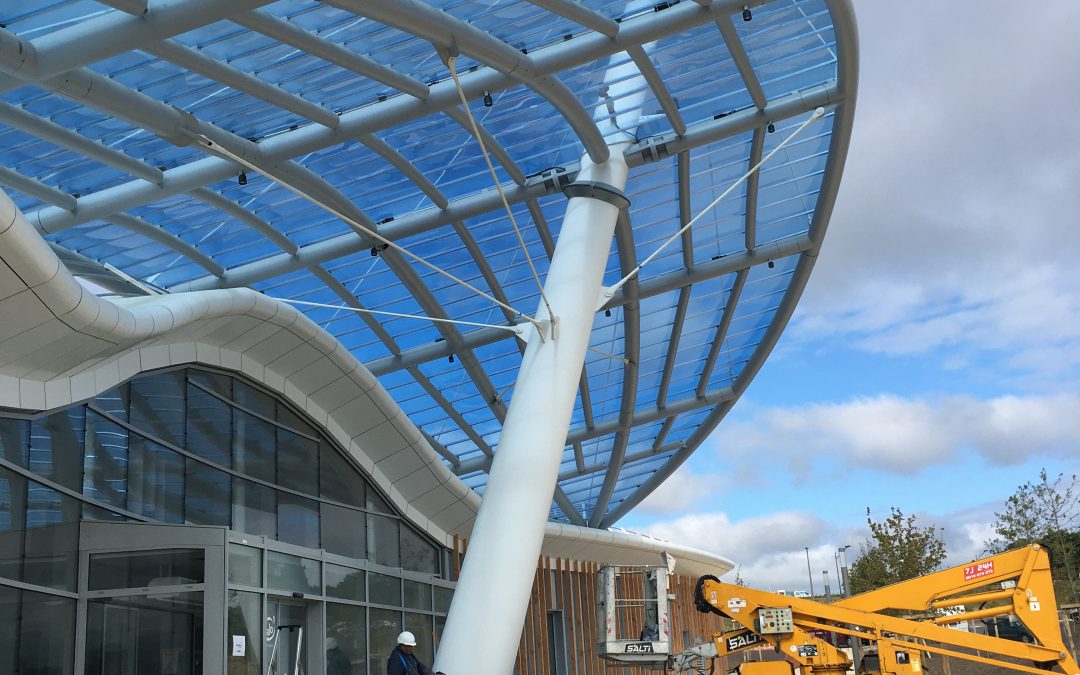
[265, 597, 307, 675]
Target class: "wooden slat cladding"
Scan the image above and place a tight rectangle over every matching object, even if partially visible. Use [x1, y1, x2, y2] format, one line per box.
[448, 544, 730, 674]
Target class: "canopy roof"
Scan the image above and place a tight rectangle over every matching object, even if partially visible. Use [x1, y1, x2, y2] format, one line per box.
[0, 0, 856, 527]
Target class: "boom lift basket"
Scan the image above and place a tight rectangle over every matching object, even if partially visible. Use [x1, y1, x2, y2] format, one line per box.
[597, 564, 673, 665]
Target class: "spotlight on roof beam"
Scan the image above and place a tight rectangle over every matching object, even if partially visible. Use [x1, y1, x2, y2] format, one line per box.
[742, 5, 752, 21]
[238, 171, 247, 186]
[767, 122, 776, 133]
[483, 91, 493, 107]
[767, 260, 775, 269]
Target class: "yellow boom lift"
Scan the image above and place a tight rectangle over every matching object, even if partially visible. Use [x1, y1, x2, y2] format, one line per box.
[689, 544, 1079, 675]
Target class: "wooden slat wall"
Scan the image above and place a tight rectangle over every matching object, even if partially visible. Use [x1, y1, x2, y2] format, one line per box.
[449, 544, 730, 674]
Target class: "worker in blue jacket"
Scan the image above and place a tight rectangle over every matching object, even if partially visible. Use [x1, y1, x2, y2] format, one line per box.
[387, 631, 433, 675]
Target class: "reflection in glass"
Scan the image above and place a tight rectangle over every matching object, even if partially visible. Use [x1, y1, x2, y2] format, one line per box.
[226, 590, 261, 675]
[326, 563, 365, 601]
[228, 544, 262, 587]
[85, 591, 203, 675]
[434, 586, 453, 614]
[277, 492, 319, 549]
[403, 580, 430, 611]
[368, 608, 400, 675]
[186, 459, 231, 527]
[0, 466, 26, 582]
[233, 477, 275, 538]
[23, 479, 79, 591]
[400, 525, 438, 574]
[319, 442, 365, 508]
[128, 435, 184, 523]
[29, 408, 85, 491]
[129, 370, 186, 448]
[266, 550, 319, 595]
[277, 426, 318, 495]
[368, 513, 399, 568]
[0, 417, 28, 467]
[233, 410, 275, 483]
[368, 572, 401, 607]
[84, 411, 128, 511]
[404, 612, 434, 665]
[186, 383, 232, 466]
[321, 502, 365, 560]
[89, 548, 204, 591]
[21, 589, 76, 675]
[327, 603, 365, 675]
[0, 584, 16, 675]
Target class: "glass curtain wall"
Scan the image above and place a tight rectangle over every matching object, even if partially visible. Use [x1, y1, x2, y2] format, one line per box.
[0, 366, 450, 675]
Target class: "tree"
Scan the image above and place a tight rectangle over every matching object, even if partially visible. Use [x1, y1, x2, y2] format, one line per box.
[849, 507, 947, 594]
[987, 469, 1079, 603]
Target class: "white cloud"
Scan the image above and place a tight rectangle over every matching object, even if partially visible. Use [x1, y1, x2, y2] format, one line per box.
[791, 1, 1080, 385]
[636, 468, 730, 516]
[712, 393, 1080, 476]
[639, 504, 1002, 592]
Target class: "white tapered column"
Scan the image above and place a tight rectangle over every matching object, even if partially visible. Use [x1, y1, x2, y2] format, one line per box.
[434, 144, 630, 675]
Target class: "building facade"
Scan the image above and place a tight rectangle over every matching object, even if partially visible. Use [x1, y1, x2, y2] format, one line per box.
[1, 365, 451, 675]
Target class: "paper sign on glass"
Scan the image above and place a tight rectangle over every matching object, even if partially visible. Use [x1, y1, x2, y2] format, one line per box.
[232, 635, 246, 657]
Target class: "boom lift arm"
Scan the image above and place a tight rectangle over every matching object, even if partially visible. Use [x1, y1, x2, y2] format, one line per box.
[691, 545, 1080, 675]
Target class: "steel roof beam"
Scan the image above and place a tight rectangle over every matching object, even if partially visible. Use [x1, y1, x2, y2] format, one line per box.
[744, 127, 765, 249]
[552, 486, 587, 527]
[450, 222, 519, 327]
[626, 45, 686, 135]
[589, 210, 640, 526]
[231, 11, 430, 100]
[310, 265, 500, 459]
[655, 286, 690, 408]
[355, 133, 448, 209]
[143, 40, 340, 129]
[106, 213, 224, 277]
[454, 386, 734, 477]
[190, 188, 298, 255]
[443, 107, 527, 186]
[26, 0, 808, 236]
[0, 101, 163, 184]
[694, 268, 748, 397]
[0, 0, 275, 83]
[331, 0, 609, 163]
[378, 248, 508, 425]
[714, 16, 767, 110]
[0, 168, 76, 211]
[677, 151, 695, 269]
[409, 366, 496, 458]
[598, 0, 859, 528]
[523, 0, 620, 37]
[165, 84, 834, 291]
[561, 440, 684, 485]
[365, 233, 813, 375]
[420, 429, 461, 469]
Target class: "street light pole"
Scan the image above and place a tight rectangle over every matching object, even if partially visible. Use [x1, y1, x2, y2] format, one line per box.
[805, 547, 815, 597]
[838, 545, 860, 668]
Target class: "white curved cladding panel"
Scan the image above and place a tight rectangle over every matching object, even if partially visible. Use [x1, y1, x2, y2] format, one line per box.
[543, 523, 734, 579]
[0, 189, 479, 545]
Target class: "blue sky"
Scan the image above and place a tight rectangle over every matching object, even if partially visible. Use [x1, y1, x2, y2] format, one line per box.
[619, 0, 1080, 591]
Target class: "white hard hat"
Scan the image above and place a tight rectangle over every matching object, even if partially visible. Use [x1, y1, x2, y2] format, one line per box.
[397, 631, 417, 646]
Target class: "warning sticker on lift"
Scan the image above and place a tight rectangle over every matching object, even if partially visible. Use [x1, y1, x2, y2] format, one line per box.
[625, 643, 654, 654]
[796, 645, 819, 658]
[963, 560, 994, 581]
